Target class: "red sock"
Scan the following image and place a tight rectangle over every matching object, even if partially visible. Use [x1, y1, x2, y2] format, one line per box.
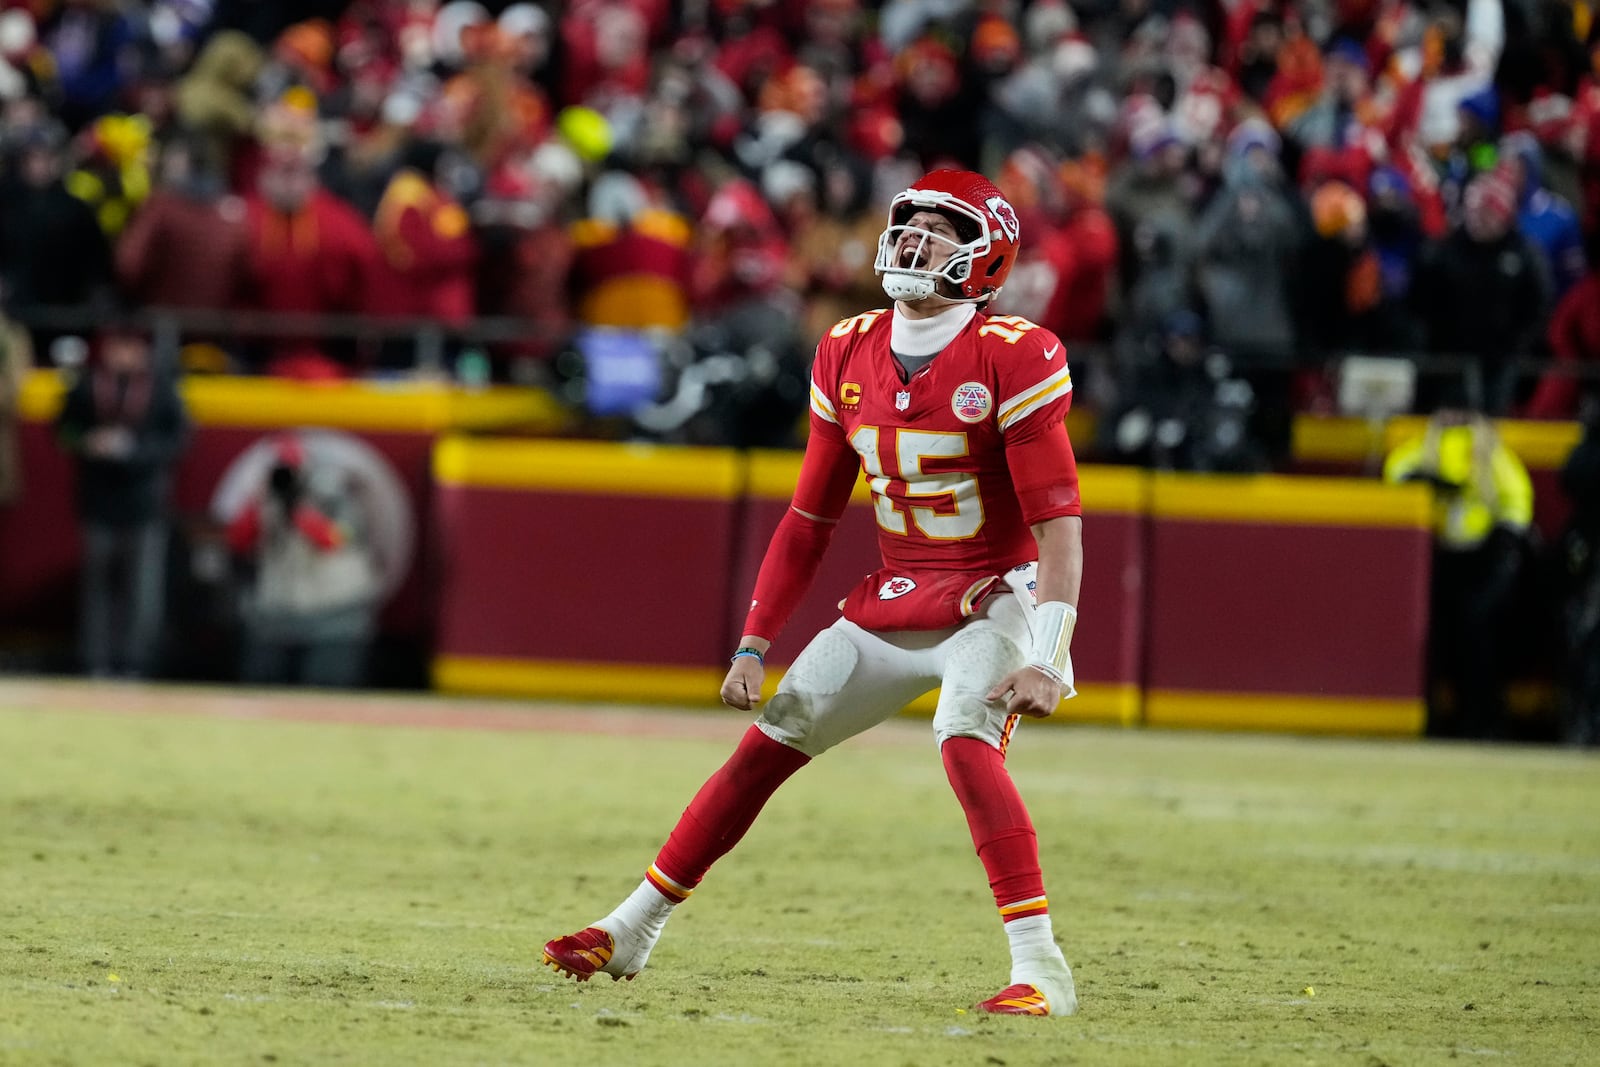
[941, 736, 1047, 919]
[648, 725, 810, 900]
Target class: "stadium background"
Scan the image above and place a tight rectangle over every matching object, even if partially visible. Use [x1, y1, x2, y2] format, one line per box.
[1, 0, 1598, 738]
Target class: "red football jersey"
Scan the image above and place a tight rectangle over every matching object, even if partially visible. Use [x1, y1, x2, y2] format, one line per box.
[808, 308, 1079, 574]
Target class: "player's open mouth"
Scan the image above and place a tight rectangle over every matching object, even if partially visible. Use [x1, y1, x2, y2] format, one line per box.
[898, 246, 926, 269]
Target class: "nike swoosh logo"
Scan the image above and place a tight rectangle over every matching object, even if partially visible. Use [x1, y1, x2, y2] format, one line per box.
[1044, 344, 1060, 361]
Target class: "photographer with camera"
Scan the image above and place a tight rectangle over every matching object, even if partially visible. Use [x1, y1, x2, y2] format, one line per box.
[225, 433, 381, 688]
[1384, 411, 1534, 739]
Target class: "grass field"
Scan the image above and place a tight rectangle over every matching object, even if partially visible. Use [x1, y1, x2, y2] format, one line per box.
[1, 680, 1597, 1067]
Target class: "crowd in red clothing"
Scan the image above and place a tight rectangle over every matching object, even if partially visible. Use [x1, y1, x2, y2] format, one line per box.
[3, 0, 1600, 435]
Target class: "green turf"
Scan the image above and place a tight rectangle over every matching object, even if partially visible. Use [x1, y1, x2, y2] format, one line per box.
[1, 694, 1597, 1067]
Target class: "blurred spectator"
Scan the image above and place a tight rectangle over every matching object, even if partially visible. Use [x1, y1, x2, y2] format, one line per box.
[777, 155, 883, 344]
[1500, 133, 1586, 298]
[368, 140, 479, 348]
[173, 30, 265, 180]
[569, 170, 692, 332]
[1439, 84, 1503, 210]
[731, 62, 831, 180]
[1165, 13, 1236, 152]
[557, 0, 655, 111]
[1258, 12, 1325, 131]
[1299, 176, 1425, 356]
[896, 31, 984, 167]
[1411, 170, 1550, 412]
[1496, 0, 1587, 120]
[55, 320, 190, 678]
[1555, 410, 1600, 744]
[1413, 8, 1500, 159]
[691, 177, 793, 319]
[1233, 7, 1284, 104]
[436, 12, 551, 171]
[116, 132, 249, 312]
[226, 433, 382, 688]
[65, 113, 153, 240]
[0, 9, 54, 106]
[474, 139, 581, 371]
[1363, 165, 1431, 350]
[1113, 218, 1194, 380]
[1571, 38, 1600, 230]
[993, 149, 1117, 343]
[1193, 124, 1304, 457]
[0, 120, 113, 347]
[1194, 123, 1302, 364]
[238, 95, 378, 378]
[1300, 180, 1379, 356]
[1285, 37, 1371, 150]
[0, 312, 29, 507]
[261, 18, 336, 101]
[1525, 251, 1600, 420]
[320, 72, 421, 220]
[1384, 410, 1534, 739]
[44, 0, 143, 131]
[1107, 116, 1194, 307]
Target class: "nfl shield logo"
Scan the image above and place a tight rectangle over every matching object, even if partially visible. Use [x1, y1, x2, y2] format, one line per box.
[895, 390, 911, 411]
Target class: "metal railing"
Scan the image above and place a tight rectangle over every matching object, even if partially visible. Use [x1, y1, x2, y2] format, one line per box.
[9, 305, 567, 378]
[11, 302, 1600, 418]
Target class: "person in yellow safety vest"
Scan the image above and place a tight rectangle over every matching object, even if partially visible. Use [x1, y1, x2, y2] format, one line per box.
[1384, 411, 1534, 739]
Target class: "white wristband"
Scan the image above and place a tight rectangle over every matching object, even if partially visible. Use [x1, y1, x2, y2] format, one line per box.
[1029, 601, 1077, 677]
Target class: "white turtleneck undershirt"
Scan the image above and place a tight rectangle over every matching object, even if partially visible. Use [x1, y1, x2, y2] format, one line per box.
[890, 302, 977, 375]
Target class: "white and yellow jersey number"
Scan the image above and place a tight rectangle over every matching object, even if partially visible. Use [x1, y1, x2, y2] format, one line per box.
[849, 426, 985, 541]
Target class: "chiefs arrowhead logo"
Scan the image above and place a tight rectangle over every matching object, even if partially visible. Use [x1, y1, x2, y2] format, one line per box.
[985, 196, 1020, 242]
[878, 576, 917, 600]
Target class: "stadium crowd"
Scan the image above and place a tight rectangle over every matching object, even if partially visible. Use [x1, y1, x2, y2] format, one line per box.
[2, 0, 1600, 453]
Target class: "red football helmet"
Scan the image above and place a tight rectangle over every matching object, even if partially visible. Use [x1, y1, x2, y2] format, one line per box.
[874, 169, 1022, 302]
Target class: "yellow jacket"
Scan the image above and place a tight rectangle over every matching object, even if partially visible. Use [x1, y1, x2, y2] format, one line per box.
[1383, 421, 1534, 550]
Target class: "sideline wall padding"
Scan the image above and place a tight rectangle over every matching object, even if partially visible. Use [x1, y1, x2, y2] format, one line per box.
[429, 437, 1436, 734]
[431, 438, 743, 702]
[1142, 473, 1432, 735]
[432, 438, 1145, 723]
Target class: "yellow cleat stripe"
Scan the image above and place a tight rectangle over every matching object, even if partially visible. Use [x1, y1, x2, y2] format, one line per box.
[997, 1001, 1048, 1013]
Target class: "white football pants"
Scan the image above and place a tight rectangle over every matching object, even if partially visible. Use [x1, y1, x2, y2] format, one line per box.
[755, 589, 1032, 757]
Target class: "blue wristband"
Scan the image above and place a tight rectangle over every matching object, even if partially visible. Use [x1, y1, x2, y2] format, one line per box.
[730, 647, 765, 665]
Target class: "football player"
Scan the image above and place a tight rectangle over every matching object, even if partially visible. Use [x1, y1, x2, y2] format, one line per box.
[544, 169, 1084, 1016]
